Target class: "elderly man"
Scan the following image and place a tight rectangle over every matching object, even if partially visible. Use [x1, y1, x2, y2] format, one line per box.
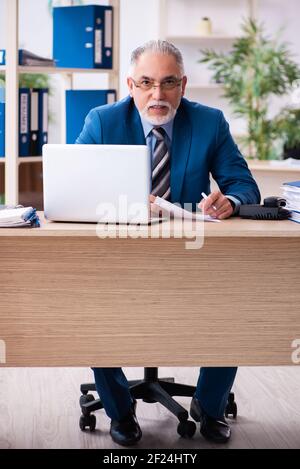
[77, 40, 260, 446]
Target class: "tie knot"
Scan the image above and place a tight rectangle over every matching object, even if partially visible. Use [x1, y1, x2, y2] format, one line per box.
[152, 127, 165, 141]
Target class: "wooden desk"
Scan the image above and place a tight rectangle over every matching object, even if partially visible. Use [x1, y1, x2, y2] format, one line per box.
[0, 215, 299, 366]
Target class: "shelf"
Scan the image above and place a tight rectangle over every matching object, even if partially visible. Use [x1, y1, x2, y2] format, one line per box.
[166, 35, 241, 43]
[18, 156, 42, 163]
[187, 83, 222, 90]
[1, 65, 117, 74]
[19, 66, 117, 74]
[0, 157, 42, 163]
[1, 66, 118, 75]
[248, 161, 300, 172]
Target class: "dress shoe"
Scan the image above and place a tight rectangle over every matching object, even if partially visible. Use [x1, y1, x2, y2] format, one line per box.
[110, 401, 142, 447]
[190, 396, 231, 444]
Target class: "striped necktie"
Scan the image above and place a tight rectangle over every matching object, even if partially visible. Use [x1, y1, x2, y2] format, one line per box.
[151, 127, 171, 200]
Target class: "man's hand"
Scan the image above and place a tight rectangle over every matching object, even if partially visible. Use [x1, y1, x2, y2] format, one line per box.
[149, 194, 165, 218]
[198, 190, 234, 219]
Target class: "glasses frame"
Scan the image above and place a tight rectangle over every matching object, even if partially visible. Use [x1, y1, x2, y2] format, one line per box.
[130, 77, 183, 92]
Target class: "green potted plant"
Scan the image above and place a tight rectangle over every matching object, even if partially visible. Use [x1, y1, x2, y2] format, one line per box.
[275, 107, 300, 159]
[199, 18, 300, 160]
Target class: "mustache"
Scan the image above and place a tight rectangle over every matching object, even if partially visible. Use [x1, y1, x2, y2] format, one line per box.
[146, 100, 172, 110]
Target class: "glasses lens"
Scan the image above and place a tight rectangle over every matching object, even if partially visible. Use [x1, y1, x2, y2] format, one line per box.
[161, 79, 178, 90]
[138, 80, 154, 90]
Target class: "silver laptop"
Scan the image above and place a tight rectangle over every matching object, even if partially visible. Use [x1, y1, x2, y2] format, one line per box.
[43, 144, 156, 224]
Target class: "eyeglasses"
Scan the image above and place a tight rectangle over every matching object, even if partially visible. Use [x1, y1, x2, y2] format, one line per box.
[131, 77, 183, 91]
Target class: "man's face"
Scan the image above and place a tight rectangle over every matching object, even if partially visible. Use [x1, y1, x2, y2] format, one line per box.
[127, 52, 187, 125]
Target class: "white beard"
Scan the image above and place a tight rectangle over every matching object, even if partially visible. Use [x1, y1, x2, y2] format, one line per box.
[140, 100, 177, 126]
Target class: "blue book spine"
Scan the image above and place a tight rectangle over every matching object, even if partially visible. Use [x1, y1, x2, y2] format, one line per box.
[19, 88, 31, 156]
[37, 88, 49, 156]
[53, 5, 113, 69]
[0, 50, 5, 65]
[66, 89, 116, 144]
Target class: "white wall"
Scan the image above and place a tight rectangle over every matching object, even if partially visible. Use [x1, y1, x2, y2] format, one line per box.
[119, 0, 160, 98]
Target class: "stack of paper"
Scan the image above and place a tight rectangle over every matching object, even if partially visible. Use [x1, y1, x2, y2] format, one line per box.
[0, 206, 40, 227]
[281, 181, 300, 224]
[153, 196, 220, 222]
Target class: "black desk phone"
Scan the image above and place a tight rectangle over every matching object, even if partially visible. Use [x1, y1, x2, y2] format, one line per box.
[239, 196, 291, 220]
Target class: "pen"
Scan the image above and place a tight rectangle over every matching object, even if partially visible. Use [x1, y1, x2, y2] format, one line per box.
[201, 192, 217, 211]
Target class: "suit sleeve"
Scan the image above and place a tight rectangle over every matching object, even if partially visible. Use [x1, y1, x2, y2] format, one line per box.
[210, 111, 261, 205]
[75, 108, 103, 144]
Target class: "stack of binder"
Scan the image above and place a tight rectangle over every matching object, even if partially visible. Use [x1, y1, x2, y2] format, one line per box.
[0, 49, 55, 67]
[53, 5, 113, 69]
[66, 89, 116, 144]
[281, 180, 300, 223]
[0, 87, 48, 157]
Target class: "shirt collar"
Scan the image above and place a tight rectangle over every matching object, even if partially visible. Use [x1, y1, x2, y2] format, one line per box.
[140, 115, 174, 141]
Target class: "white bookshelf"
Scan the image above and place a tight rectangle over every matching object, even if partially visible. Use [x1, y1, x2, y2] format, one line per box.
[19, 66, 119, 75]
[159, 0, 258, 137]
[18, 156, 43, 164]
[3, 0, 120, 206]
[2, 66, 119, 74]
[165, 35, 242, 43]
[248, 161, 300, 172]
[187, 83, 222, 90]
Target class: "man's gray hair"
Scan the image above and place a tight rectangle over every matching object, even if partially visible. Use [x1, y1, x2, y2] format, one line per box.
[129, 40, 185, 75]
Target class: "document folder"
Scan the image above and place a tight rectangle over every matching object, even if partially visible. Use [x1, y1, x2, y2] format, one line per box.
[66, 89, 116, 144]
[53, 5, 113, 69]
[37, 88, 49, 156]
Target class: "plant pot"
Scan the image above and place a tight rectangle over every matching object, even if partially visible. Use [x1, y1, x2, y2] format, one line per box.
[283, 144, 300, 160]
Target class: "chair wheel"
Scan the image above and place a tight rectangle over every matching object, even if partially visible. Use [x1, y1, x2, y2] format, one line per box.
[79, 414, 96, 432]
[177, 420, 196, 438]
[225, 393, 237, 419]
[79, 393, 95, 407]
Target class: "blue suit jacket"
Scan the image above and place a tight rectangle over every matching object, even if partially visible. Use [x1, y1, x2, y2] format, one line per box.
[76, 96, 260, 209]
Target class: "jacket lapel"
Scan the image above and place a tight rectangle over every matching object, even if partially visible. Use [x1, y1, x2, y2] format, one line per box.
[171, 100, 192, 202]
[125, 98, 146, 145]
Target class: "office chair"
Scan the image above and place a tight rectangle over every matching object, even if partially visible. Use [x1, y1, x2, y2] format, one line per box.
[79, 367, 237, 438]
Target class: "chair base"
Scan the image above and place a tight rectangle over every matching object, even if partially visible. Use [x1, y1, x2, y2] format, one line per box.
[79, 367, 237, 438]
